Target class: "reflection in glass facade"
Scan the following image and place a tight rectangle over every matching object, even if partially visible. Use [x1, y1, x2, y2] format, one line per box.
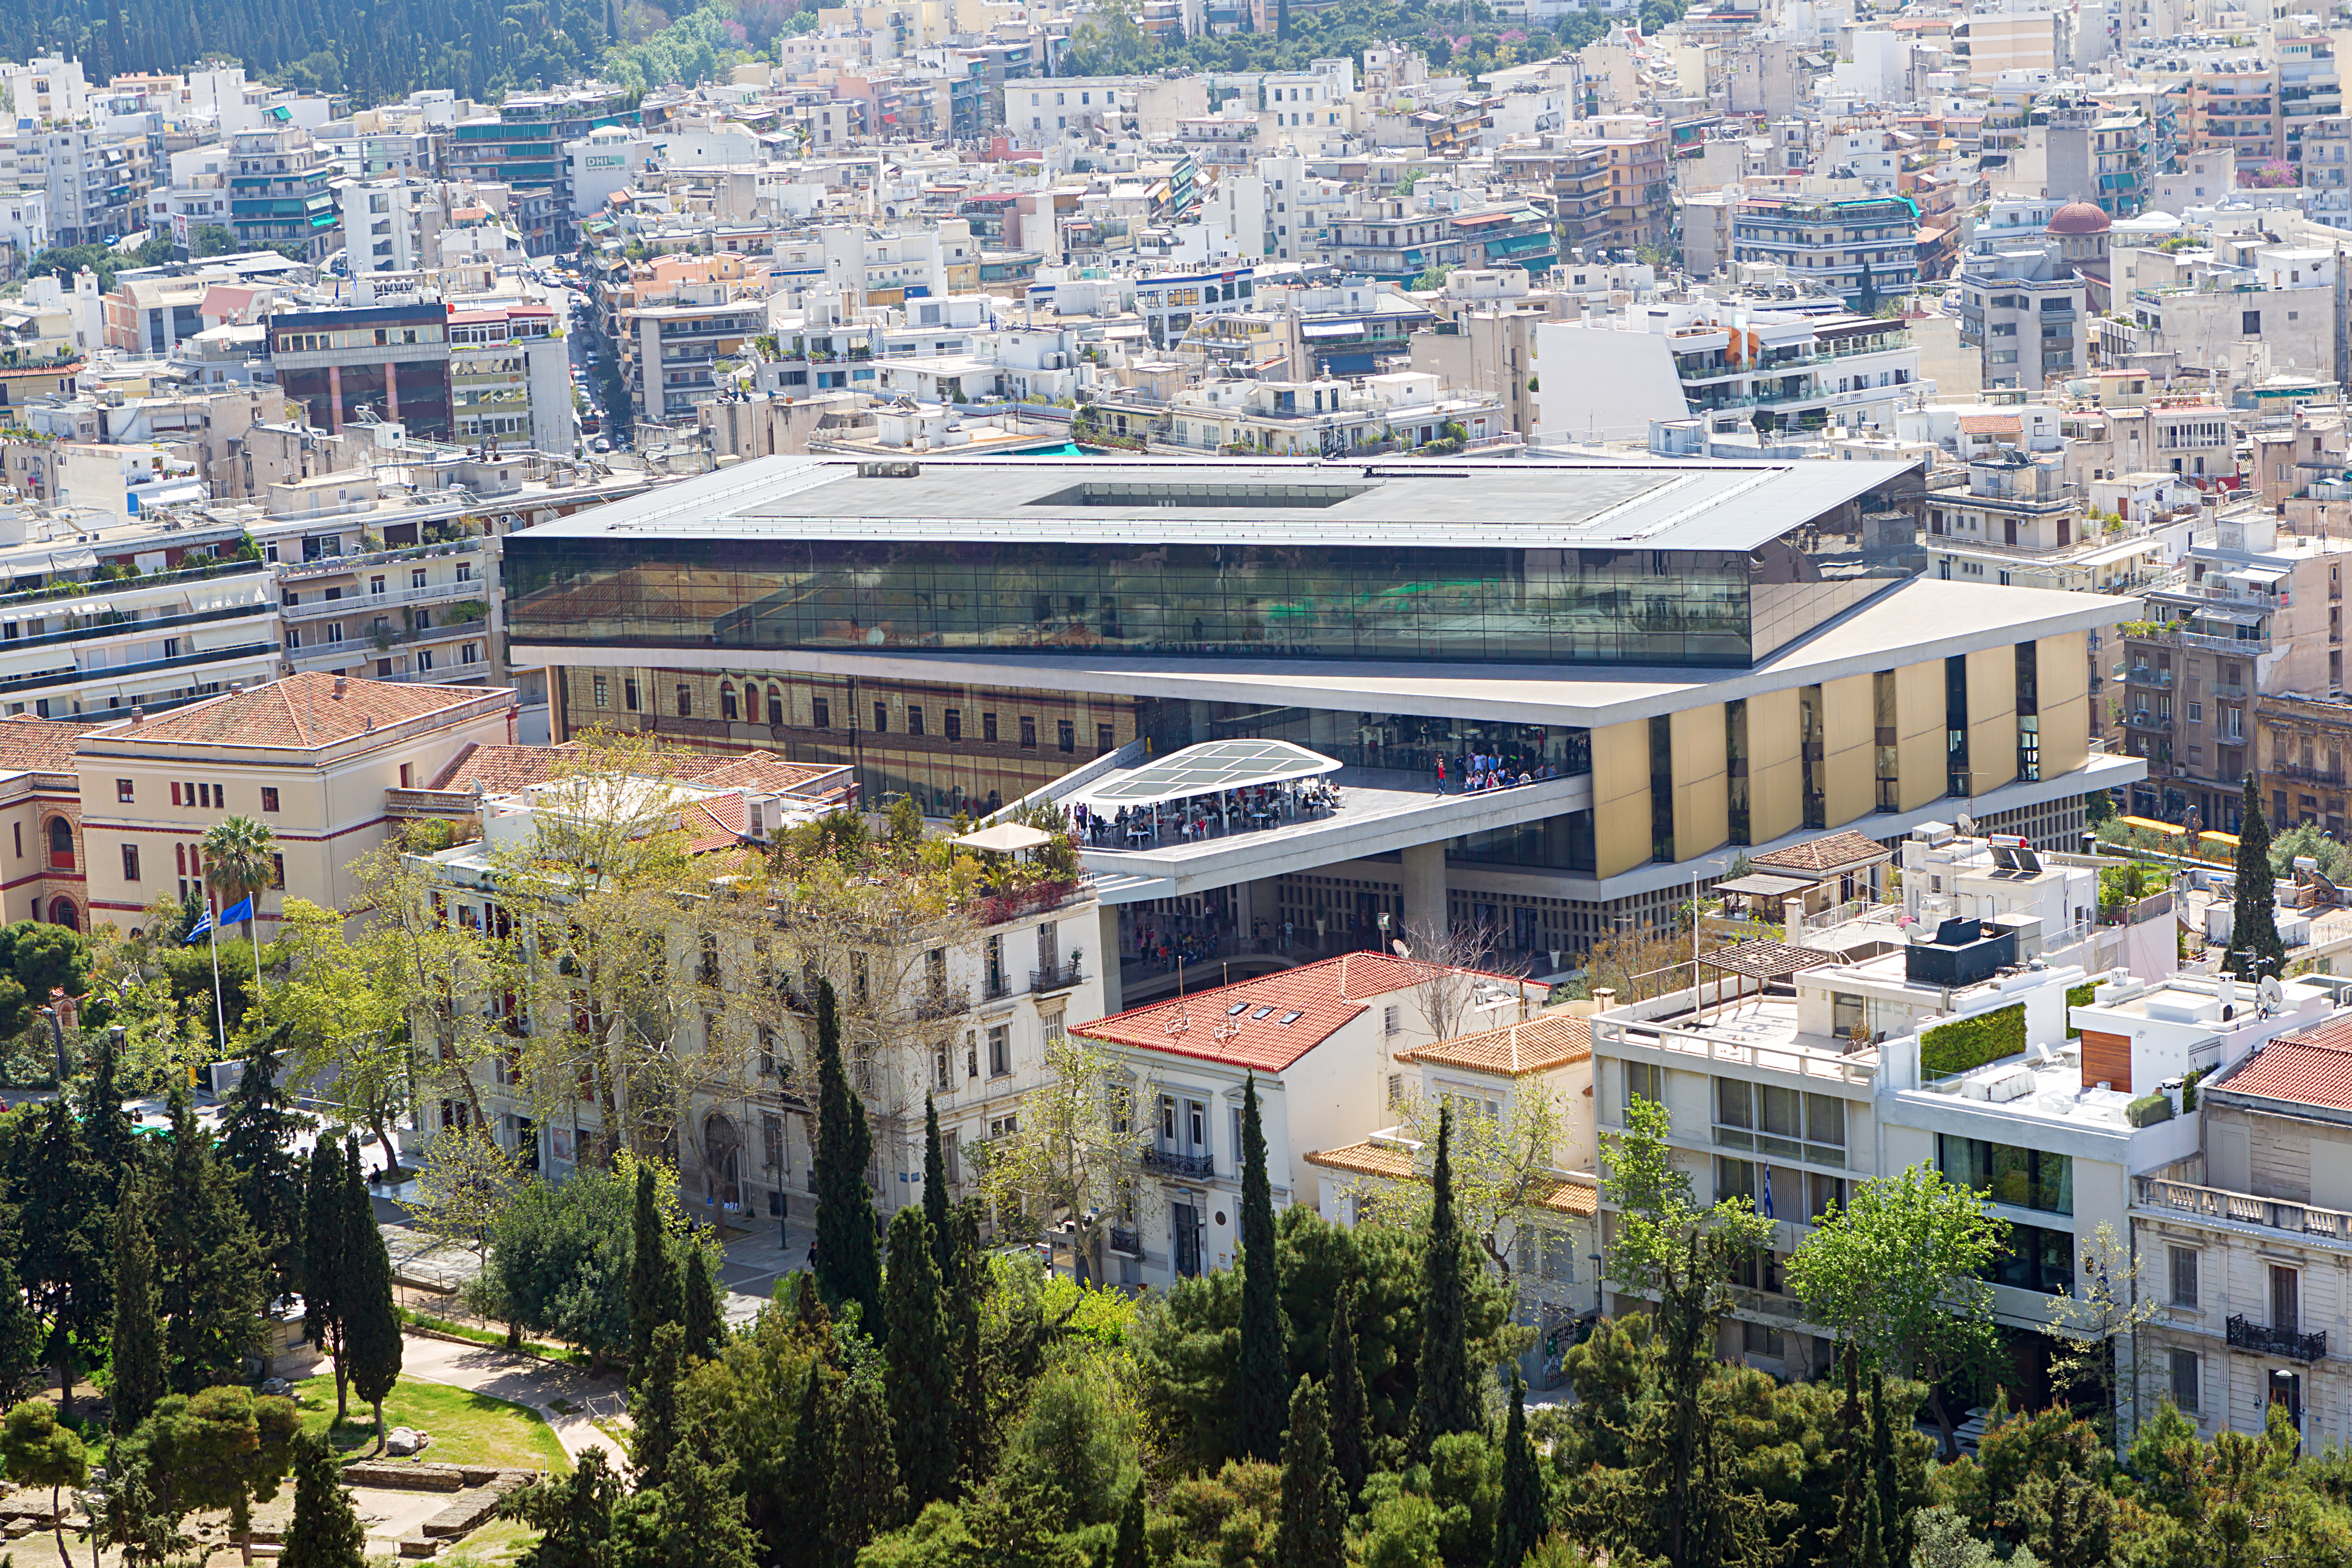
[504, 528, 1909, 668]
[1135, 699, 1589, 775]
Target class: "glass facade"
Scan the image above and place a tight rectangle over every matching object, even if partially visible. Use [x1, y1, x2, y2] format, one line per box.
[505, 528, 1909, 669]
[1937, 1135, 2073, 1215]
[1136, 699, 1589, 776]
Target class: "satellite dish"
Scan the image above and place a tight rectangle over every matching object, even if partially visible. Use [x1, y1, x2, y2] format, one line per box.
[1956, 813, 1978, 837]
[2262, 975, 2286, 1006]
[1392, 940, 1412, 958]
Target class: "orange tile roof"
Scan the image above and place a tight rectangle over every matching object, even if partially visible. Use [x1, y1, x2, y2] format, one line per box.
[428, 741, 838, 797]
[1305, 1139, 1595, 1215]
[102, 673, 497, 751]
[1399, 1013, 1591, 1076]
[1959, 414, 2025, 436]
[2220, 1023, 2352, 1112]
[1076, 952, 1507, 1073]
[1749, 829, 1892, 876]
[0, 714, 104, 774]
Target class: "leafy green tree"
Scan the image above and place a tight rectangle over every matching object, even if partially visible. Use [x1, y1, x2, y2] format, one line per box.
[90, 1450, 189, 1568]
[501, 1448, 623, 1568]
[812, 980, 881, 1330]
[281, 1432, 365, 1568]
[110, 1185, 165, 1435]
[614, 1443, 757, 1568]
[219, 1025, 308, 1300]
[1275, 1376, 1345, 1568]
[674, 1294, 823, 1562]
[1413, 1106, 1478, 1456]
[138, 1384, 299, 1567]
[631, 1321, 684, 1490]
[1786, 1163, 2008, 1458]
[824, 1355, 905, 1566]
[629, 1164, 673, 1386]
[1326, 1284, 1370, 1503]
[340, 1136, 404, 1449]
[882, 1204, 955, 1507]
[302, 1132, 351, 1418]
[157, 1087, 266, 1392]
[2227, 772, 2284, 980]
[1491, 1371, 1545, 1568]
[1599, 1097, 1775, 1568]
[681, 1246, 721, 1364]
[1238, 1072, 1285, 1463]
[482, 1157, 639, 1371]
[996, 1365, 1137, 1532]
[0, 1398, 85, 1568]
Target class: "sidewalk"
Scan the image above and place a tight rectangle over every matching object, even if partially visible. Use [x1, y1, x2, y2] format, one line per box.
[393, 1332, 626, 1467]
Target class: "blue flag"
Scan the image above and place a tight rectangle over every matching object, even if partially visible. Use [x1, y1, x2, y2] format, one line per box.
[220, 895, 254, 928]
[184, 909, 213, 944]
[1760, 1162, 1776, 1220]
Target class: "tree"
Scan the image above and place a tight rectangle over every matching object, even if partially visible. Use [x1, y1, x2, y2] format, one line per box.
[1600, 1096, 1776, 1568]
[138, 1385, 299, 1567]
[2226, 772, 2284, 980]
[977, 1029, 1151, 1288]
[302, 1133, 352, 1419]
[201, 815, 278, 1025]
[811, 979, 881, 1329]
[90, 1451, 189, 1568]
[1413, 1106, 1479, 1456]
[681, 1247, 721, 1364]
[2038, 1220, 2161, 1438]
[341, 1136, 404, 1451]
[157, 1087, 266, 1393]
[1379, 1078, 1575, 1280]
[629, 1164, 675, 1385]
[75, 1021, 137, 1212]
[1398, 920, 1502, 1042]
[1492, 1372, 1545, 1568]
[1275, 1376, 1346, 1568]
[480, 1156, 644, 1371]
[1786, 1163, 2009, 1458]
[280, 1433, 365, 1568]
[15, 1100, 107, 1418]
[110, 1187, 164, 1436]
[0, 1239, 42, 1411]
[502, 1447, 622, 1568]
[943, 1203, 987, 1485]
[1110, 1478, 1146, 1568]
[921, 1094, 951, 1277]
[825, 1357, 905, 1566]
[1856, 257, 1880, 314]
[1238, 1072, 1285, 1463]
[1326, 1283, 1370, 1502]
[614, 1443, 757, 1568]
[219, 1025, 307, 1302]
[882, 1204, 955, 1508]
[631, 1322, 684, 1490]
[0, 1399, 85, 1568]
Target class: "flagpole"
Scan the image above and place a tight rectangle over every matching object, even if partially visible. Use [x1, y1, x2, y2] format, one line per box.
[209, 893, 226, 1052]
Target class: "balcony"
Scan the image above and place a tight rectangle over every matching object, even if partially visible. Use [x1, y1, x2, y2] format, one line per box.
[2125, 710, 2174, 732]
[2228, 1314, 2328, 1361]
[2274, 761, 2348, 787]
[981, 975, 1013, 1001]
[1030, 958, 1085, 993]
[2126, 666, 2173, 688]
[1108, 1225, 1143, 1257]
[1141, 1148, 1215, 1179]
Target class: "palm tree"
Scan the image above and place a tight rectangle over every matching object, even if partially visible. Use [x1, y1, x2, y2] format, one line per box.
[203, 814, 278, 1019]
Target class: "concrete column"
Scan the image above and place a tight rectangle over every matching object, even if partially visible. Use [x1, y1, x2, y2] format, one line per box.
[1098, 902, 1122, 1016]
[1402, 841, 1446, 940]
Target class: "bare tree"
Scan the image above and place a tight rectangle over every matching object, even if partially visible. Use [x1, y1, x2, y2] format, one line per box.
[979, 1035, 1158, 1285]
[1396, 916, 1507, 1042]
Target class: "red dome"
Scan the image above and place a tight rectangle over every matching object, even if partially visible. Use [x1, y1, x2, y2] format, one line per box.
[2047, 200, 2112, 235]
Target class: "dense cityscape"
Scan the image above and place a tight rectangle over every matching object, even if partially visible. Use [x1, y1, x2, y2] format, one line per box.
[0, 0, 2347, 1561]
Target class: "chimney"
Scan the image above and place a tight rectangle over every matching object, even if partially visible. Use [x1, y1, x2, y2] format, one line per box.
[129, 705, 143, 724]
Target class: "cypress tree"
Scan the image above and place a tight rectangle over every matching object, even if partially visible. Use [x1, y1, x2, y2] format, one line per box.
[280, 1433, 364, 1568]
[0, 1241, 41, 1409]
[1237, 1071, 1284, 1463]
[1491, 1371, 1546, 1568]
[2228, 772, 2285, 980]
[617, 1442, 756, 1568]
[882, 1205, 955, 1508]
[1825, 1352, 1865, 1565]
[920, 1094, 951, 1281]
[824, 1361, 905, 1568]
[1412, 1105, 1477, 1456]
[944, 1201, 987, 1481]
[1326, 1285, 1369, 1502]
[220, 1025, 306, 1301]
[302, 1134, 350, 1420]
[774, 1359, 834, 1568]
[627, 1164, 672, 1388]
[811, 980, 881, 1331]
[681, 1246, 721, 1363]
[18, 1099, 105, 1419]
[110, 1186, 164, 1436]
[341, 1138, 404, 1452]
[631, 1321, 683, 1490]
[1274, 1376, 1345, 1568]
[1869, 1369, 1904, 1568]
[78, 1023, 138, 1210]
[158, 1087, 266, 1394]
[1110, 1478, 1146, 1568]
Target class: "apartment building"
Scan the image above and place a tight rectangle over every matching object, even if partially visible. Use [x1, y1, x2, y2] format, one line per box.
[447, 299, 572, 454]
[445, 86, 635, 254]
[226, 119, 337, 261]
[269, 299, 454, 439]
[12, 123, 149, 247]
[1732, 192, 1923, 306]
[621, 294, 765, 424]
[1951, 244, 2090, 392]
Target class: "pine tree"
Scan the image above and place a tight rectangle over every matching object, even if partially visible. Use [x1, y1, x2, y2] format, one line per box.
[1326, 1285, 1369, 1502]
[2227, 772, 2285, 980]
[1275, 1376, 1345, 1568]
[280, 1433, 364, 1568]
[302, 1134, 351, 1421]
[219, 1025, 306, 1301]
[681, 1247, 721, 1363]
[628, 1164, 672, 1388]
[341, 1139, 403, 1452]
[157, 1087, 266, 1394]
[1110, 1478, 1146, 1568]
[882, 1205, 955, 1508]
[631, 1321, 683, 1490]
[110, 1186, 164, 1436]
[1491, 1371, 1546, 1568]
[811, 979, 881, 1331]
[501, 1448, 621, 1568]
[1238, 1072, 1285, 1463]
[921, 1094, 951, 1281]
[824, 1362, 905, 1568]
[1412, 1105, 1477, 1456]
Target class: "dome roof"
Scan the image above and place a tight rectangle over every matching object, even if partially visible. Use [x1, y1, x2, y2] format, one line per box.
[2047, 200, 2112, 235]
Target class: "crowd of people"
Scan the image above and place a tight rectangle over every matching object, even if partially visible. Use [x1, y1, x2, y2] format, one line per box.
[1435, 750, 1566, 794]
[1074, 780, 1341, 848]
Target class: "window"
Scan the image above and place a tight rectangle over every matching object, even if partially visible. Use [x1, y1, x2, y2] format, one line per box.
[944, 708, 961, 741]
[1939, 1136, 2073, 1214]
[873, 701, 888, 734]
[987, 1024, 1010, 1077]
[1058, 719, 1075, 753]
[1384, 1004, 1400, 1035]
[2169, 1348, 2200, 1415]
[1714, 1079, 1845, 1161]
[2243, 310, 2263, 334]
[2170, 1246, 2199, 1308]
[120, 844, 139, 882]
[270, 852, 283, 889]
[261, 787, 279, 813]
[1097, 723, 1114, 751]
[813, 697, 831, 729]
[625, 678, 640, 711]
[676, 685, 691, 718]
[722, 686, 738, 721]
[1019, 716, 1037, 749]
[983, 711, 998, 743]
[909, 705, 926, 736]
[593, 674, 609, 708]
[115, 779, 133, 803]
[1988, 1221, 2074, 1294]
[1626, 1060, 1663, 1106]
[762, 1114, 784, 1174]
[171, 782, 182, 806]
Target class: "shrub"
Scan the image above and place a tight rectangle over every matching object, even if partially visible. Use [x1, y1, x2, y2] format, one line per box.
[2065, 981, 2097, 1038]
[1919, 1003, 2026, 1078]
[2127, 1093, 2174, 1127]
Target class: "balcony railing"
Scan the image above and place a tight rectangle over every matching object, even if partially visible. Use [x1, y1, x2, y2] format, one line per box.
[2126, 666, 2172, 687]
[2125, 710, 2175, 731]
[1108, 1225, 1143, 1256]
[1142, 1148, 1215, 1179]
[981, 975, 1013, 1001]
[2228, 1314, 2328, 1361]
[1030, 958, 1085, 993]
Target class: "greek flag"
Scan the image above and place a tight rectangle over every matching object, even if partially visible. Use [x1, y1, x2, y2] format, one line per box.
[220, 895, 254, 928]
[184, 909, 214, 944]
[1760, 1161, 1776, 1220]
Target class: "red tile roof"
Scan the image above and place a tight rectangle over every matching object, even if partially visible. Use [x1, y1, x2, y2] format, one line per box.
[2222, 1022, 2352, 1113]
[103, 673, 497, 750]
[1075, 952, 1517, 1073]
[1959, 414, 2024, 436]
[1398, 1012, 1590, 1075]
[1749, 829, 1892, 876]
[427, 742, 839, 797]
[0, 715, 105, 775]
[1306, 1139, 1596, 1214]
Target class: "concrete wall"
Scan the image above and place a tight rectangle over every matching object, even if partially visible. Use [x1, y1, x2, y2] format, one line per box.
[2039, 628, 2091, 777]
[1897, 658, 1949, 812]
[1747, 687, 1804, 844]
[1671, 701, 1728, 863]
[1966, 645, 2020, 797]
[1591, 718, 1654, 878]
[1821, 673, 1876, 827]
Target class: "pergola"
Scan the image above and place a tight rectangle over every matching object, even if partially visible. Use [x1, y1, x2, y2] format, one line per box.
[1697, 939, 1838, 1023]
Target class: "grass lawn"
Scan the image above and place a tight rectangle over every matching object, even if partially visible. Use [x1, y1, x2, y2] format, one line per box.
[439, 1516, 542, 1568]
[292, 1374, 571, 1474]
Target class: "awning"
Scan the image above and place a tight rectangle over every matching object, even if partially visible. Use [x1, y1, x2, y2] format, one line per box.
[953, 822, 1054, 854]
[1714, 873, 1812, 897]
[1078, 738, 1341, 809]
[1300, 319, 1366, 339]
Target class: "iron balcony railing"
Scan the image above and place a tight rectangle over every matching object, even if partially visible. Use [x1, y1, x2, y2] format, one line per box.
[1142, 1148, 1215, 1179]
[1030, 958, 1085, 992]
[2228, 1314, 2327, 1361]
